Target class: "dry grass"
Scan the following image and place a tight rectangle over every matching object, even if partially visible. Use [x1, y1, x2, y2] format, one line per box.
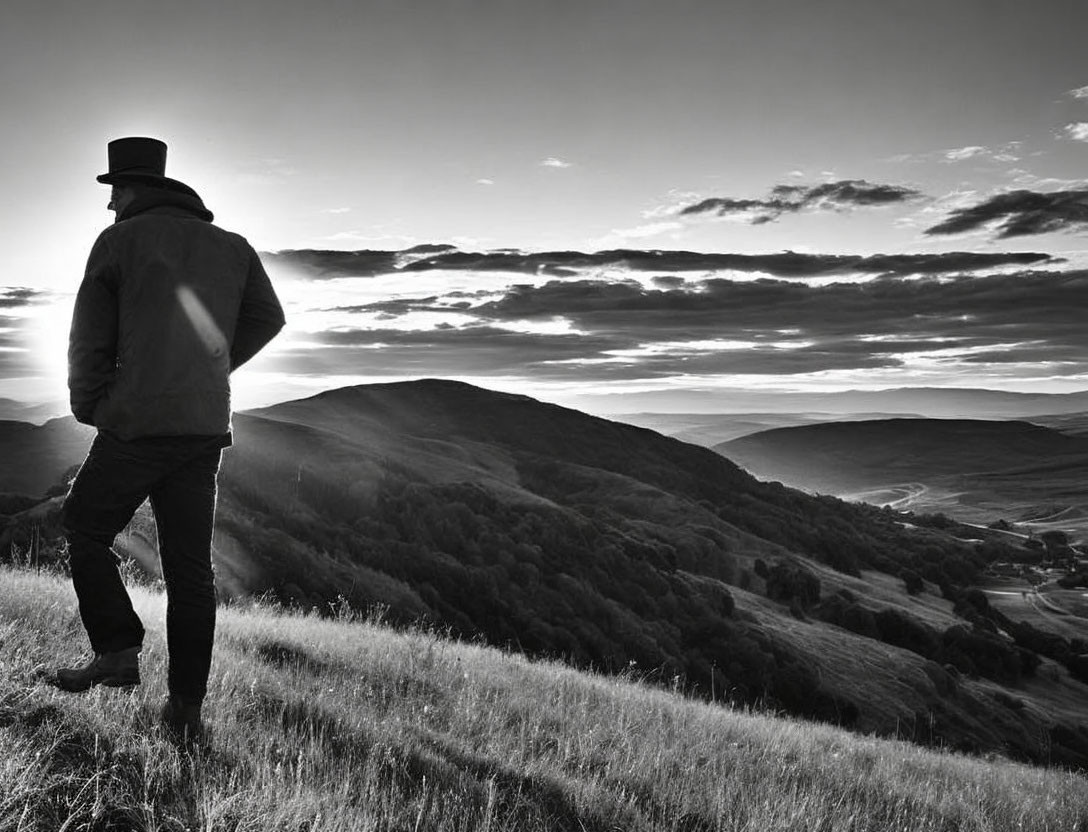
[1, 564, 1086, 831]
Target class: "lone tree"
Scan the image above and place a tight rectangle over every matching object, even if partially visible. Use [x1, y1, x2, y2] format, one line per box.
[901, 569, 925, 596]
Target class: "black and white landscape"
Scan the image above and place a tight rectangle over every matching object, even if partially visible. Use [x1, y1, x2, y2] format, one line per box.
[5, 1, 1088, 827]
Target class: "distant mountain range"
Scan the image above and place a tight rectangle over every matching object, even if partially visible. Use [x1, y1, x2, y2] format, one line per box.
[3, 381, 1087, 766]
[616, 411, 921, 446]
[8, 385, 1088, 430]
[0, 398, 68, 425]
[582, 386, 1088, 419]
[0, 417, 94, 497]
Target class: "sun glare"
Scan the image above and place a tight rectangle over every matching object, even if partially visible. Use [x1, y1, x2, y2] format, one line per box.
[23, 292, 74, 401]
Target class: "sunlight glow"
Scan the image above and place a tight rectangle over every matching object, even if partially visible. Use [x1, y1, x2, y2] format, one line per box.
[857, 334, 965, 344]
[605, 338, 817, 358]
[498, 317, 583, 336]
[23, 292, 73, 399]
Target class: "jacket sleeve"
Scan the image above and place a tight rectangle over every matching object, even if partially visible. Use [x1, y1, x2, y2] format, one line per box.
[230, 248, 285, 371]
[68, 235, 119, 425]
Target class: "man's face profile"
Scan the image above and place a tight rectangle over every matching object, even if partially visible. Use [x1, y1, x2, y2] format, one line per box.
[108, 185, 135, 217]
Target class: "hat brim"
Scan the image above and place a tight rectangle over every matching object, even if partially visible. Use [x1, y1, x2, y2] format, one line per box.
[97, 171, 198, 198]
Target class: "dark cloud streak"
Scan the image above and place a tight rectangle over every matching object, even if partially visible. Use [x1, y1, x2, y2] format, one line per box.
[470, 272, 1088, 346]
[679, 179, 923, 224]
[270, 247, 1053, 280]
[925, 189, 1088, 238]
[0, 288, 46, 309]
[274, 327, 630, 379]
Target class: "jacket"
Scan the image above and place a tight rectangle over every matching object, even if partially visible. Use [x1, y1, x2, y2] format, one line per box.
[68, 188, 285, 440]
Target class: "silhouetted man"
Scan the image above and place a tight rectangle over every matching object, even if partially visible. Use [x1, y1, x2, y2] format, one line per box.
[54, 137, 285, 744]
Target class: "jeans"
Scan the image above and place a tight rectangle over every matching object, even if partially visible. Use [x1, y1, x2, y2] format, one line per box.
[62, 431, 229, 702]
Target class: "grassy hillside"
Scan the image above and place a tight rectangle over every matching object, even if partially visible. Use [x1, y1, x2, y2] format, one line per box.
[2, 565, 1086, 832]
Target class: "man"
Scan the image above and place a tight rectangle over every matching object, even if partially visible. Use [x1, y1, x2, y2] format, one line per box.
[54, 137, 285, 744]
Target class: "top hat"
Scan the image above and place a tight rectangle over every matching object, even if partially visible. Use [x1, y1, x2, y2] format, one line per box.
[96, 137, 196, 196]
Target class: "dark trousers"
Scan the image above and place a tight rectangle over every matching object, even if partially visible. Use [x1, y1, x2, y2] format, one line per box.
[62, 431, 228, 703]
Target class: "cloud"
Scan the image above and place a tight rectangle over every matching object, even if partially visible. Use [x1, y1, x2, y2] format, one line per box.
[0, 288, 45, 308]
[275, 326, 630, 379]
[258, 246, 1082, 387]
[652, 276, 685, 289]
[468, 271, 1088, 363]
[1006, 172, 1088, 191]
[1061, 123, 1088, 142]
[263, 249, 401, 277]
[678, 179, 923, 224]
[590, 221, 684, 248]
[944, 146, 987, 161]
[891, 143, 1022, 166]
[270, 246, 1053, 281]
[641, 191, 704, 219]
[540, 157, 573, 169]
[279, 322, 899, 382]
[234, 157, 298, 186]
[1067, 85, 1088, 99]
[924, 189, 1088, 238]
[476, 178, 495, 185]
[268, 269, 1088, 384]
[942, 142, 1022, 163]
[321, 207, 352, 214]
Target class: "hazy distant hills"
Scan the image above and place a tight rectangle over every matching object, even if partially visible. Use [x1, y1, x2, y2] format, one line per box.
[616, 411, 920, 446]
[0, 397, 68, 425]
[720, 418, 1088, 534]
[585, 386, 1088, 419]
[0, 417, 94, 498]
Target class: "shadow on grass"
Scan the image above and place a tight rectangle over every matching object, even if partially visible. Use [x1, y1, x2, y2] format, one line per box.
[237, 684, 652, 830]
[0, 690, 211, 831]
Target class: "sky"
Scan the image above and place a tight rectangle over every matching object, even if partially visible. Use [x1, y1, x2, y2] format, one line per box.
[4, 0, 1088, 415]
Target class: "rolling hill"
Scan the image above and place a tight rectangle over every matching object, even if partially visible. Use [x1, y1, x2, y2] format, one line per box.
[719, 418, 1088, 536]
[4, 381, 1088, 767]
[0, 417, 95, 499]
[1030, 411, 1088, 437]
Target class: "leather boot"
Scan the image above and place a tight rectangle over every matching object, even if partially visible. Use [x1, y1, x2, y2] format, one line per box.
[53, 647, 141, 692]
[161, 694, 206, 748]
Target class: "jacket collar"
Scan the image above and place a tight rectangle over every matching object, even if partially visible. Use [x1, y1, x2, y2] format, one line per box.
[116, 187, 214, 223]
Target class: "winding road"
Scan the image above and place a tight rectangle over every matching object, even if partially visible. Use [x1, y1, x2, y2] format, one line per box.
[844, 482, 929, 510]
